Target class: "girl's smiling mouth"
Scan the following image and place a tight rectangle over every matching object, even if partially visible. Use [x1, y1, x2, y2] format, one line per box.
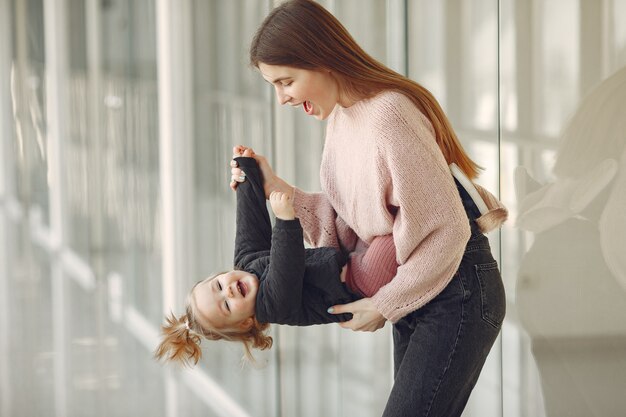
[237, 281, 248, 297]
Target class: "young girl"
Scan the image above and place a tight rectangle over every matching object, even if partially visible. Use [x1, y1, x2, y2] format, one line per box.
[154, 153, 398, 366]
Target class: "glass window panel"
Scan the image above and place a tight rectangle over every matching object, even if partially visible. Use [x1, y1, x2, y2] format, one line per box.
[500, 0, 518, 132]
[191, 1, 278, 416]
[3, 237, 55, 417]
[325, 0, 388, 63]
[409, 2, 502, 416]
[95, 0, 162, 326]
[613, 0, 626, 71]
[7, 1, 626, 416]
[408, 1, 446, 108]
[271, 3, 394, 417]
[537, 0, 580, 136]
[10, 0, 50, 226]
[463, 0, 499, 131]
[338, 330, 392, 417]
[66, 276, 166, 417]
[502, 0, 626, 415]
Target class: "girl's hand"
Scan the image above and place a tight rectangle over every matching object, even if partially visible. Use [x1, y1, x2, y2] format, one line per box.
[269, 191, 296, 220]
[328, 298, 386, 332]
[230, 145, 294, 199]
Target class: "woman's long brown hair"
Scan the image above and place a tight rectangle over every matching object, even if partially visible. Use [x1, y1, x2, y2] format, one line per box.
[250, 0, 481, 178]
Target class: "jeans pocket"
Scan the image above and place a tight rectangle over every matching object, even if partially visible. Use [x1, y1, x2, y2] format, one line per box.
[474, 261, 506, 328]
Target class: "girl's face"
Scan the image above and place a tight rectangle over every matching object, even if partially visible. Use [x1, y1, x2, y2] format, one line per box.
[192, 271, 259, 331]
[258, 63, 345, 120]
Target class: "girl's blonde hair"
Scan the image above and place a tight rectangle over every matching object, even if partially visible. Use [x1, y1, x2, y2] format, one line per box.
[250, 0, 481, 179]
[153, 273, 273, 367]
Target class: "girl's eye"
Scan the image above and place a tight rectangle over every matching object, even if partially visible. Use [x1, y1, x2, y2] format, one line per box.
[224, 301, 231, 312]
[217, 281, 222, 291]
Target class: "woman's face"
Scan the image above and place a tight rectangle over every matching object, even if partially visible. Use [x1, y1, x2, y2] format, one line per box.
[192, 271, 259, 331]
[258, 63, 344, 120]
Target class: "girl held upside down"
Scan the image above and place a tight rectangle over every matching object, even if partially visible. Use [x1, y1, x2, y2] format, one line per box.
[154, 152, 397, 366]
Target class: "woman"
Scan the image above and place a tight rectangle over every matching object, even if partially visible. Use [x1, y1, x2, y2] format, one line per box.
[232, 1, 508, 415]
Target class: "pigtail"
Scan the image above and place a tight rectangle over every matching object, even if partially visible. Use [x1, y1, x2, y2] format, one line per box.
[207, 318, 274, 364]
[240, 319, 273, 362]
[154, 312, 203, 367]
[155, 274, 275, 367]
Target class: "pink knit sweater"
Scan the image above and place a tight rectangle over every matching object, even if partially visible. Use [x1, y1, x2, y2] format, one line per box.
[293, 90, 503, 323]
[345, 235, 398, 297]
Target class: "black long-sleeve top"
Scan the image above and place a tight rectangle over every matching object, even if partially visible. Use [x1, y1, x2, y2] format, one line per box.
[233, 157, 360, 326]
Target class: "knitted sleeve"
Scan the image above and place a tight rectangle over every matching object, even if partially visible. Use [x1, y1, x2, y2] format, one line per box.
[292, 189, 359, 254]
[369, 96, 471, 322]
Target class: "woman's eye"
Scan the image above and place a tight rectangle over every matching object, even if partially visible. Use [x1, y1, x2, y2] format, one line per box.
[283, 81, 292, 87]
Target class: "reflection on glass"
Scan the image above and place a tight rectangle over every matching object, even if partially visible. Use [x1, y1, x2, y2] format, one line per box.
[270, 2, 394, 416]
[408, 1, 445, 117]
[7, 0, 626, 415]
[191, 1, 278, 416]
[10, 0, 49, 225]
[515, 67, 626, 417]
[538, 0, 580, 136]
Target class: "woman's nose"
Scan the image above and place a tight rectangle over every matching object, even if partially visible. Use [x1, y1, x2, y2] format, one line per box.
[276, 88, 290, 105]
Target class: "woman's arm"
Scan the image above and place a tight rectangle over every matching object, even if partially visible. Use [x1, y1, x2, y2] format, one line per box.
[370, 107, 471, 323]
[292, 189, 359, 253]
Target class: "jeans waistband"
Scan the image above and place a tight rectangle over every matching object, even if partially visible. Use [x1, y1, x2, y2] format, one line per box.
[454, 178, 485, 243]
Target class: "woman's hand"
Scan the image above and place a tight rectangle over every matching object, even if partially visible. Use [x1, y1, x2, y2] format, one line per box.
[230, 146, 255, 190]
[328, 298, 387, 332]
[230, 145, 294, 199]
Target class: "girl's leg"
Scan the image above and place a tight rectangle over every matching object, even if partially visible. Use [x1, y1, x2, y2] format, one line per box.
[233, 157, 273, 267]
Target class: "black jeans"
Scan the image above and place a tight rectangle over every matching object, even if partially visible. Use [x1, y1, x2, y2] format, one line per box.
[382, 181, 506, 417]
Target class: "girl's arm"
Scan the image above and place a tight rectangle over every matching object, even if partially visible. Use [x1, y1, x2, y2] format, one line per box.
[259, 216, 306, 323]
[262, 191, 306, 322]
